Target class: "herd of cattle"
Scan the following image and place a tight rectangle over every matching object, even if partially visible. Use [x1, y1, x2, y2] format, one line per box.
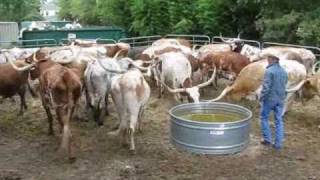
[0, 36, 319, 162]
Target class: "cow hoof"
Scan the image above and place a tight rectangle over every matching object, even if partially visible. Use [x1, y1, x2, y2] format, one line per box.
[69, 157, 77, 163]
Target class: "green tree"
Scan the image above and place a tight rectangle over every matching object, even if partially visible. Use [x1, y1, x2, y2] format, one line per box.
[0, 0, 43, 22]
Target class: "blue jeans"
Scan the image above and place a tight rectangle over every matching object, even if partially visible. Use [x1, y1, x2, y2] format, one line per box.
[260, 101, 284, 149]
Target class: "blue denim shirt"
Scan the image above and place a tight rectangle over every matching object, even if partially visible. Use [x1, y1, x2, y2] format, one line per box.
[260, 62, 288, 104]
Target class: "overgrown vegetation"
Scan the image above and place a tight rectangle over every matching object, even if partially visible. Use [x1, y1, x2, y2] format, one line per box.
[1, 0, 319, 46]
[0, 0, 43, 22]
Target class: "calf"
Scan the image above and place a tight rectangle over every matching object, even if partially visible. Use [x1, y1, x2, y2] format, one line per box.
[110, 67, 151, 152]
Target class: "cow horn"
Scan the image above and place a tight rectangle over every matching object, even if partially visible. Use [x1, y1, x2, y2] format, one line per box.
[113, 49, 125, 60]
[237, 33, 241, 39]
[95, 38, 101, 43]
[312, 61, 320, 74]
[33, 52, 39, 62]
[219, 33, 230, 43]
[286, 80, 306, 93]
[209, 86, 233, 102]
[97, 58, 126, 74]
[4, 52, 35, 71]
[196, 66, 217, 88]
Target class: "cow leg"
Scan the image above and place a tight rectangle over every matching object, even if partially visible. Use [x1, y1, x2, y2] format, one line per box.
[59, 106, 75, 162]
[104, 94, 110, 116]
[137, 106, 144, 133]
[56, 107, 64, 133]
[18, 86, 27, 116]
[44, 106, 54, 135]
[129, 115, 137, 152]
[158, 84, 164, 98]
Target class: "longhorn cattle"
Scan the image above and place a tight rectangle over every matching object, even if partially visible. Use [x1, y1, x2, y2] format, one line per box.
[286, 72, 320, 102]
[195, 44, 235, 60]
[258, 46, 316, 73]
[224, 38, 316, 72]
[139, 43, 193, 62]
[20, 51, 82, 161]
[209, 59, 307, 115]
[200, 51, 250, 81]
[84, 57, 124, 126]
[0, 54, 35, 115]
[109, 66, 151, 152]
[155, 52, 216, 102]
[0, 48, 39, 64]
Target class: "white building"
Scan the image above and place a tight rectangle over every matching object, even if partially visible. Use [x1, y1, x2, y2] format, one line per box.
[40, 0, 59, 21]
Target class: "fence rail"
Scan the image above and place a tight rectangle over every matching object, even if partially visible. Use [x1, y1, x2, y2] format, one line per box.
[59, 38, 117, 45]
[165, 34, 211, 46]
[118, 35, 162, 47]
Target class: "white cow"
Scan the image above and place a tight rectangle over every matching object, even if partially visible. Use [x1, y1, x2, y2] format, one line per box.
[155, 51, 216, 102]
[110, 66, 151, 152]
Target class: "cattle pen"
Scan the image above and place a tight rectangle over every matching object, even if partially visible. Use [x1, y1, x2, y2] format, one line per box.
[0, 34, 320, 180]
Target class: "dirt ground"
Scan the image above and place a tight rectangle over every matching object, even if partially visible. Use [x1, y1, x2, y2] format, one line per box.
[0, 82, 320, 180]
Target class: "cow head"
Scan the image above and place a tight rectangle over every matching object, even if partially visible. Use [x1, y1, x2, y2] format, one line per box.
[156, 67, 217, 103]
[301, 74, 320, 101]
[219, 33, 244, 52]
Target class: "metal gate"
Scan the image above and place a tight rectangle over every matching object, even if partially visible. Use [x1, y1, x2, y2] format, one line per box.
[164, 34, 211, 46]
[59, 38, 116, 45]
[262, 42, 320, 60]
[212, 36, 261, 48]
[118, 35, 162, 47]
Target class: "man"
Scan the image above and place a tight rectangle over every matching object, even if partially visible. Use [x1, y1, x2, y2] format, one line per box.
[259, 55, 288, 150]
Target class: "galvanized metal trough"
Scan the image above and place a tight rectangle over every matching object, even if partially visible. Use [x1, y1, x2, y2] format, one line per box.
[169, 102, 252, 155]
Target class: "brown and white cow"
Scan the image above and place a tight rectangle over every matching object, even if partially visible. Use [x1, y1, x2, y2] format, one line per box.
[258, 47, 316, 73]
[200, 51, 250, 82]
[0, 53, 36, 115]
[17, 51, 82, 162]
[209, 59, 307, 115]
[109, 65, 151, 152]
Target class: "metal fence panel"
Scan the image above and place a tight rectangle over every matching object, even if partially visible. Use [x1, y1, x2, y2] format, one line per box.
[164, 34, 211, 46]
[118, 35, 162, 47]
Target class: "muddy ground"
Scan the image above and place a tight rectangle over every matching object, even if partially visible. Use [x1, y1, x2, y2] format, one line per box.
[0, 83, 320, 180]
